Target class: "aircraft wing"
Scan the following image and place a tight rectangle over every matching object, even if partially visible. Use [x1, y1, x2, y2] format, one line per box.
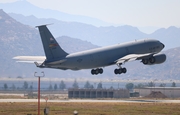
[13, 56, 45, 64]
[115, 53, 153, 64]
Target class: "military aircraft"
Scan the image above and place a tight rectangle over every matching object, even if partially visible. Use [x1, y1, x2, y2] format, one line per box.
[13, 25, 166, 75]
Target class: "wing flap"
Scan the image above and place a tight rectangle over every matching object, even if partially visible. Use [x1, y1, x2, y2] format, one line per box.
[115, 53, 153, 64]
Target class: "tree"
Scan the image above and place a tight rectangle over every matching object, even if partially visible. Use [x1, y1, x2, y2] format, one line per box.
[97, 82, 103, 89]
[29, 85, 33, 90]
[72, 79, 79, 88]
[29, 82, 33, 90]
[159, 83, 166, 87]
[49, 84, 53, 90]
[84, 81, 91, 89]
[110, 86, 114, 89]
[23, 81, 28, 90]
[135, 83, 145, 88]
[54, 84, 58, 90]
[125, 83, 134, 90]
[147, 81, 155, 87]
[59, 80, 66, 90]
[171, 82, 176, 87]
[4, 83, 8, 90]
[90, 85, 94, 89]
[11, 84, 16, 90]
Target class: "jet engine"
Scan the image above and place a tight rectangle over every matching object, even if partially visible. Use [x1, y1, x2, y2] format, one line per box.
[142, 53, 166, 65]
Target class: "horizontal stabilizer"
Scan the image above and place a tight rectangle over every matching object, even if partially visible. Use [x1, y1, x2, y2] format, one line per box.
[13, 56, 45, 61]
[13, 56, 45, 66]
[16, 61, 43, 63]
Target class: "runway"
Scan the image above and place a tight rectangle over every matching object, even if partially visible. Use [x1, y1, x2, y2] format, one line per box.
[0, 99, 180, 103]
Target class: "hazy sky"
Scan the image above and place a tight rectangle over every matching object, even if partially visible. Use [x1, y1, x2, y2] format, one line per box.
[0, 0, 180, 28]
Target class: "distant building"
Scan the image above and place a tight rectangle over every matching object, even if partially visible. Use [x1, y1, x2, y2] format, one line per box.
[134, 87, 180, 98]
[68, 88, 129, 98]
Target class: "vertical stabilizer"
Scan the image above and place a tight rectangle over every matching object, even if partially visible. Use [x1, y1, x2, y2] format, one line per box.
[36, 25, 68, 61]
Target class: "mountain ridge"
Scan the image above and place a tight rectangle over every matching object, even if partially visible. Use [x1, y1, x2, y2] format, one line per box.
[0, 0, 111, 27]
[9, 12, 180, 50]
[0, 9, 98, 78]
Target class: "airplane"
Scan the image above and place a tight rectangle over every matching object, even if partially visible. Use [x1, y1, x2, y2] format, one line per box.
[13, 25, 166, 75]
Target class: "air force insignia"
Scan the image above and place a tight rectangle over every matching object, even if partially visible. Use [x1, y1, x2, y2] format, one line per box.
[50, 38, 54, 41]
[49, 43, 58, 48]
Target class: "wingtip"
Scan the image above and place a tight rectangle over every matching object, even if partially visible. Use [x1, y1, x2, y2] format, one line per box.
[12, 56, 20, 60]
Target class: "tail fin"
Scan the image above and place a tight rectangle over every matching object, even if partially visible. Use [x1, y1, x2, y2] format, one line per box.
[36, 25, 68, 61]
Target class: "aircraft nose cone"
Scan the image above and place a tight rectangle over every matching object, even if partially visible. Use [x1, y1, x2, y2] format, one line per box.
[161, 43, 165, 48]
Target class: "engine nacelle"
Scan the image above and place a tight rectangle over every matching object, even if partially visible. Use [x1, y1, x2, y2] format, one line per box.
[153, 53, 166, 64]
[142, 53, 166, 65]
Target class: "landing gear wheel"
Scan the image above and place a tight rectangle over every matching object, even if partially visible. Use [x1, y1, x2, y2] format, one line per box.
[114, 69, 119, 74]
[142, 59, 148, 64]
[99, 68, 103, 74]
[142, 57, 156, 65]
[114, 68, 127, 74]
[122, 68, 127, 73]
[91, 69, 95, 75]
[149, 57, 155, 64]
[95, 69, 99, 75]
[118, 69, 122, 74]
[91, 68, 103, 75]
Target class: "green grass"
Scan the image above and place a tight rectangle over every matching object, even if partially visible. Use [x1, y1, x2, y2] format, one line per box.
[0, 102, 180, 115]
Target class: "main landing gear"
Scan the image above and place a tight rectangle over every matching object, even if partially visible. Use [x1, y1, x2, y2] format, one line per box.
[114, 68, 127, 74]
[91, 64, 127, 75]
[142, 57, 155, 64]
[114, 63, 127, 74]
[91, 68, 103, 75]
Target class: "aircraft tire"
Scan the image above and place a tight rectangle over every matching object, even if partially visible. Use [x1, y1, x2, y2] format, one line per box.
[114, 68, 124, 74]
[94, 69, 98, 75]
[91, 68, 103, 75]
[91, 69, 95, 75]
[122, 68, 127, 73]
[99, 68, 103, 74]
[114, 69, 118, 74]
[118, 69, 122, 74]
[142, 59, 148, 64]
[149, 57, 155, 64]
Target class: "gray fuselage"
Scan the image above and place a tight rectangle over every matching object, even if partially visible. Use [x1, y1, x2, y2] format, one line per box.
[47, 39, 164, 70]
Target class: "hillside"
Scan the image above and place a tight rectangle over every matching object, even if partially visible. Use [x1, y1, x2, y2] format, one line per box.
[0, 0, 109, 26]
[0, 9, 98, 78]
[8, 13, 147, 47]
[9, 13, 180, 50]
[1, 0, 180, 49]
